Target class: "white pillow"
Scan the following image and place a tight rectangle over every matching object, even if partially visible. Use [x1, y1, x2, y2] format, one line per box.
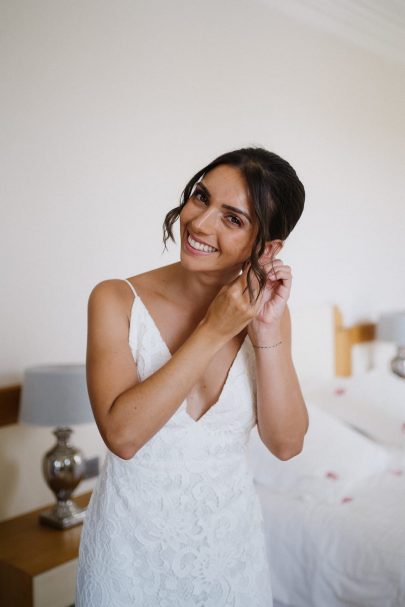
[247, 402, 390, 502]
[302, 369, 405, 448]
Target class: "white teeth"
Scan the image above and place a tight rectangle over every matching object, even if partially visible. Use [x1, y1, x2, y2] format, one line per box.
[187, 234, 217, 253]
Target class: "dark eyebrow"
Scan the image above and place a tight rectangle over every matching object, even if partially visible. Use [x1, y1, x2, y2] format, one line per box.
[197, 181, 252, 224]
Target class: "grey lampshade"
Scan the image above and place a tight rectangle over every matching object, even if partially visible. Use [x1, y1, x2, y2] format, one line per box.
[377, 312, 405, 347]
[19, 364, 94, 426]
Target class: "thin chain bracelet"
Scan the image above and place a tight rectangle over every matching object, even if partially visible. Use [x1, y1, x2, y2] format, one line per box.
[252, 340, 282, 349]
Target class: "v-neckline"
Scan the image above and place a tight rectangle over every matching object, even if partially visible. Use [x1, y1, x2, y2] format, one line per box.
[132, 293, 247, 423]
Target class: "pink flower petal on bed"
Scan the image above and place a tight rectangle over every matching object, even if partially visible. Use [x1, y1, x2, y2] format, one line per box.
[334, 387, 346, 396]
[341, 496, 353, 503]
[389, 469, 403, 476]
[325, 471, 339, 480]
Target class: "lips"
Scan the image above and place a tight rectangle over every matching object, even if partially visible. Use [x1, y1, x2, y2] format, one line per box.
[187, 230, 218, 251]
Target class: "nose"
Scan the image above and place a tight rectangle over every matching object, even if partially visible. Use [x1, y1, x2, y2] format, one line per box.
[191, 207, 218, 234]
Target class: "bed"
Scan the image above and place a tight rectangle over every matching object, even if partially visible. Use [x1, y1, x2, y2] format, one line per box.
[247, 305, 405, 607]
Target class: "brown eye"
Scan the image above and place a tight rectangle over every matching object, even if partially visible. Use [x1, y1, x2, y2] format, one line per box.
[227, 215, 242, 227]
[194, 189, 208, 204]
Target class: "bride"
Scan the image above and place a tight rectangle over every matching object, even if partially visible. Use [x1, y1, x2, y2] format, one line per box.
[76, 146, 308, 607]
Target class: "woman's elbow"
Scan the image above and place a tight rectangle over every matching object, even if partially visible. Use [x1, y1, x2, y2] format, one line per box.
[115, 448, 137, 461]
[268, 439, 304, 461]
[108, 442, 138, 460]
[103, 427, 139, 461]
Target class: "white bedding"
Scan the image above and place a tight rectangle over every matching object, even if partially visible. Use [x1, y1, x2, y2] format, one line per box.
[248, 401, 405, 607]
[302, 369, 405, 449]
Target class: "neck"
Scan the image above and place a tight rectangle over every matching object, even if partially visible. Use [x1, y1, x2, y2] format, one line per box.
[166, 262, 242, 307]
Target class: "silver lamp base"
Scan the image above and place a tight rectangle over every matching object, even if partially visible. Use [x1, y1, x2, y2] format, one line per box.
[39, 499, 86, 529]
[391, 346, 405, 379]
[40, 426, 87, 530]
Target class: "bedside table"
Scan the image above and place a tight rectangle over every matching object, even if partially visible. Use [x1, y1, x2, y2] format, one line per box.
[0, 491, 92, 607]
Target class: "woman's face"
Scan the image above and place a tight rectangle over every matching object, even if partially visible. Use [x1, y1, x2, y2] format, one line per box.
[179, 164, 258, 274]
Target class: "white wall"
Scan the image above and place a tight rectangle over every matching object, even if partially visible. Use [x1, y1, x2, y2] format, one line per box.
[1, 0, 404, 518]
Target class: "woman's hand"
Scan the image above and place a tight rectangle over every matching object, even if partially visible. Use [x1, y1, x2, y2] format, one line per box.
[201, 264, 266, 343]
[246, 258, 292, 340]
[201, 259, 292, 344]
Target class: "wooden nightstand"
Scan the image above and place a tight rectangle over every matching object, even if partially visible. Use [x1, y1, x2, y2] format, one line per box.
[0, 491, 92, 607]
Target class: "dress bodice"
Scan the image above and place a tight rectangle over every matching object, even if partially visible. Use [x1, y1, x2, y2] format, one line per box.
[122, 282, 258, 471]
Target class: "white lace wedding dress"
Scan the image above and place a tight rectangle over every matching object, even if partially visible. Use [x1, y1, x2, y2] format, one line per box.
[75, 279, 273, 607]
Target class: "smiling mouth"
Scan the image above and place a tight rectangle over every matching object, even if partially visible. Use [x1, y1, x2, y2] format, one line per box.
[186, 231, 218, 253]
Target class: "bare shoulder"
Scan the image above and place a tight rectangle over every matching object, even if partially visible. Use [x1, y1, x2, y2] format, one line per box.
[89, 264, 176, 318]
[126, 264, 178, 301]
[88, 278, 137, 322]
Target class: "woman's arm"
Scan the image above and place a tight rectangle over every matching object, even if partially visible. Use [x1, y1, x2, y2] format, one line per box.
[86, 277, 256, 460]
[253, 306, 309, 460]
[87, 281, 224, 459]
[247, 257, 309, 460]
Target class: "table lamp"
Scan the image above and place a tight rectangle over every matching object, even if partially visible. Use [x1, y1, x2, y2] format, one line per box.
[377, 311, 405, 379]
[19, 364, 95, 529]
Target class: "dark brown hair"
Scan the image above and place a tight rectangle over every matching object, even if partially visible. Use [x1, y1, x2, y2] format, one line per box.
[162, 147, 305, 302]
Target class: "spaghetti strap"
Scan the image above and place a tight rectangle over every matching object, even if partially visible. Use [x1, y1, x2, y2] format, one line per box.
[121, 278, 138, 299]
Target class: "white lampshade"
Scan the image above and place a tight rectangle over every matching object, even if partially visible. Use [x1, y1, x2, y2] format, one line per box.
[19, 364, 94, 426]
[377, 312, 405, 347]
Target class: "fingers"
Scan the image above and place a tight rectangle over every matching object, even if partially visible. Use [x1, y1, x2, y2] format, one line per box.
[262, 259, 292, 281]
[236, 258, 292, 303]
[228, 261, 251, 289]
[241, 259, 292, 286]
[232, 261, 260, 304]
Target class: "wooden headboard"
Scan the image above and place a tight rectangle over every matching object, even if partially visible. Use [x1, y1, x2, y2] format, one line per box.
[334, 307, 376, 376]
[0, 306, 377, 428]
